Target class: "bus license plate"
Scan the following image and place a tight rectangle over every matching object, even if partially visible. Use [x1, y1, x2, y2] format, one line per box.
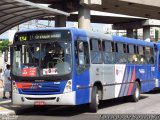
[34, 101, 45, 106]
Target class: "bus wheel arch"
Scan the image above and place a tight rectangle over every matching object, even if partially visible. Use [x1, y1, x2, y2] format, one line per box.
[89, 81, 103, 113]
[131, 79, 141, 102]
[135, 79, 141, 92]
[93, 81, 103, 100]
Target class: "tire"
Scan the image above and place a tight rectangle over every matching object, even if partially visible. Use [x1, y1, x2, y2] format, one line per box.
[89, 86, 99, 113]
[131, 81, 140, 102]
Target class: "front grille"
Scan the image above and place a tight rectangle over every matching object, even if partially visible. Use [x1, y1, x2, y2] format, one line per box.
[22, 86, 60, 92]
[19, 83, 61, 95]
[25, 97, 56, 100]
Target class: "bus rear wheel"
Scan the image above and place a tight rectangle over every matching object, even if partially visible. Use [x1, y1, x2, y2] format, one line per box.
[89, 86, 99, 113]
[131, 81, 140, 102]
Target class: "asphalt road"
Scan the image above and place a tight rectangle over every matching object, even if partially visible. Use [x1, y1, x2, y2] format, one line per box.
[16, 90, 160, 120]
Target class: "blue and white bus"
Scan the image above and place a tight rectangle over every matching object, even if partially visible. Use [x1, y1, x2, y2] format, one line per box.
[11, 28, 156, 112]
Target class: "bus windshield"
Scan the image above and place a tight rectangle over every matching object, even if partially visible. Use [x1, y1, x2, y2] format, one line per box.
[12, 41, 72, 77]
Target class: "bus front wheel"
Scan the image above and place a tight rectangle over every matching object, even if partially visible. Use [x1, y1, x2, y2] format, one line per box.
[131, 81, 140, 102]
[89, 86, 99, 113]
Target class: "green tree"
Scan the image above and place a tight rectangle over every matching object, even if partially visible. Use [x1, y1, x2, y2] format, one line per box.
[0, 40, 10, 52]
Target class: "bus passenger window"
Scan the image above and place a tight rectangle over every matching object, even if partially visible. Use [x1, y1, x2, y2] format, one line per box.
[90, 39, 102, 64]
[117, 43, 123, 53]
[145, 47, 154, 64]
[103, 41, 115, 64]
[75, 41, 89, 74]
[123, 44, 127, 53]
[115, 43, 118, 52]
[128, 45, 138, 64]
[134, 45, 137, 54]
[115, 43, 128, 64]
[111, 42, 115, 52]
[138, 46, 146, 64]
[150, 48, 154, 64]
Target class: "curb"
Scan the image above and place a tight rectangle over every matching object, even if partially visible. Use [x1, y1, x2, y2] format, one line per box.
[0, 100, 34, 116]
[0, 101, 17, 120]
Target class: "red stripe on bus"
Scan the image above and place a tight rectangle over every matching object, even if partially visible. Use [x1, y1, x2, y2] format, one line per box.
[16, 82, 32, 89]
[127, 67, 136, 95]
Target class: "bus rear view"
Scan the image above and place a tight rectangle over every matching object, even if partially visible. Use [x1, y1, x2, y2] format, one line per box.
[11, 29, 74, 105]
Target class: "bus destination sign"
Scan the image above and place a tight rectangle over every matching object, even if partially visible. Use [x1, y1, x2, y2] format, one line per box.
[16, 30, 71, 41]
[19, 34, 27, 41]
[30, 32, 61, 40]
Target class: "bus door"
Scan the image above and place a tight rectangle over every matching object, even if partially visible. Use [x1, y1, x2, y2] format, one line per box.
[74, 39, 90, 105]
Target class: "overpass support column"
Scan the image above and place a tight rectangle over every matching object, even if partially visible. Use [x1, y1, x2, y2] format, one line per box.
[134, 29, 138, 39]
[78, 5, 91, 30]
[143, 26, 150, 40]
[127, 29, 133, 38]
[55, 15, 66, 27]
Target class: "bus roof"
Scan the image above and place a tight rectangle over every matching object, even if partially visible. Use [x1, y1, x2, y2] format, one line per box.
[15, 27, 113, 41]
[113, 35, 154, 47]
[69, 28, 112, 41]
[15, 27, 154, 47]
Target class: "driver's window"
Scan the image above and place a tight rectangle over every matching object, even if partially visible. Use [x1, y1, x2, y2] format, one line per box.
[78, 42, 85, 65]
[75, 41, 90, 74]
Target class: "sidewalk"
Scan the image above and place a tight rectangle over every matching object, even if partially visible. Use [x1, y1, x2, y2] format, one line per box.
[0, 88, 33, 116]
[0, 88, 17, 115]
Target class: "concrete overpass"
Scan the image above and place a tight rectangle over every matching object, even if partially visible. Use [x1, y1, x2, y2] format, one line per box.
[0, 0, 160, 40]
[28, 0, 160, 20]
[41, 12, 160, 40]
[26, 0, 160, 40]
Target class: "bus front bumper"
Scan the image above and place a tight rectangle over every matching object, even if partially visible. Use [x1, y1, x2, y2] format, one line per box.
[12, 91, 76, 106]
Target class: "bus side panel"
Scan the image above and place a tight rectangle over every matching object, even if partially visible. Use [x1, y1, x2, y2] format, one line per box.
[103, 65, 136, 99]
[135, 65, 155, 93]
[135, 65, 147, 93]
[115, 64, 127, 98]
[155, 51, 160, 87]
[115, 64, 138, 98]
[118, 65, 134, 97]
[89, 64, 104, 101]
[103, 64, 115, 100]
[74, 70, 90, 105]
[147, 65, 156, 91]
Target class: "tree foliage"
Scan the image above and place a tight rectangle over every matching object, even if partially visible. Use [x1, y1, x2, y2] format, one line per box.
[0, 40, 10, 52]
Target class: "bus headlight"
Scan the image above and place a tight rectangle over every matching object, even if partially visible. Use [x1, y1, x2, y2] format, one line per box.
[12, 81, 18, 93]
[64, 80, 72, 93]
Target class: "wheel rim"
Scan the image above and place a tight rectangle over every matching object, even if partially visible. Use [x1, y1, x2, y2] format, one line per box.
[135, 87, 139, 99]
[96, 93, 99, 106]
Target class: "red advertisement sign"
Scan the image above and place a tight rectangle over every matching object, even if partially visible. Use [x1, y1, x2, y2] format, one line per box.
[22, 67, 37, 77]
